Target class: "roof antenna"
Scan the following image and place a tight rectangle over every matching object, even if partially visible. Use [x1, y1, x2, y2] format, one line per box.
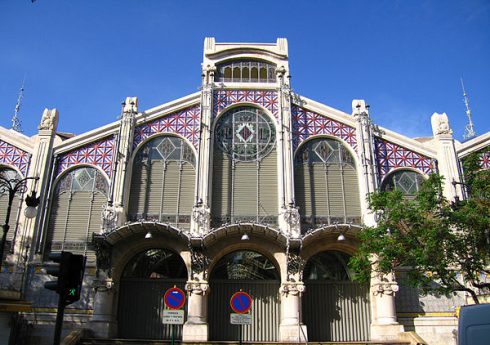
[11, 78, 25, 133]
[461, 77, 476, 141]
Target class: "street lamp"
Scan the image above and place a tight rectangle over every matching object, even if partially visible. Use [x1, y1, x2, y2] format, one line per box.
[0, 174, 40, 263]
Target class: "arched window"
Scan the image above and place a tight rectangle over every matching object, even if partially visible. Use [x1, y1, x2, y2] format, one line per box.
[212, 107, 277, 226]
[210, 250, 279, 280]
[0, 168, 23, 257]
[381, 170, 425, 195]
[128, 136, 196, 226]
[122, 248, 187, 279]
[294, 138, 361, 231]
[216, 59, 276, 83]
[304, 251, 353, 281]
[47, 166, 109, 263]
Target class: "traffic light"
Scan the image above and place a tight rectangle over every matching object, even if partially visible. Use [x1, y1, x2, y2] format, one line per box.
[64, 254, 85, 304]
[44, 251, 86, 305]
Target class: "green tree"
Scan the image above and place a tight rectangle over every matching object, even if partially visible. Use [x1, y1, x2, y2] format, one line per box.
[350, 150, 490, 304]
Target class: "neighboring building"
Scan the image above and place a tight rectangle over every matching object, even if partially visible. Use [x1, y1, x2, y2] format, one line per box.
[0, 38, 488, 345]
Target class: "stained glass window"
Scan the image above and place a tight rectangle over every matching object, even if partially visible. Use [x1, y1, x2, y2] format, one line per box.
[382, 170, 425, 195]
[215, 107, 276, 162]
[295, 138, 354, 166]
[135, 136, 195, 166]
[56, 167, 108, 195]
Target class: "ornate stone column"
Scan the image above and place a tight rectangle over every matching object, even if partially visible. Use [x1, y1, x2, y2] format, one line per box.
[370, 259, 404, 341]
[190, 64, 214, 237]
[109, 97, 138, 228]
[352, 100, 378, 227]
[279, 250, 307, 342]
[91, 269, 117, 338]
[183, 246, 209, 341]
[430, 112, 464, 201]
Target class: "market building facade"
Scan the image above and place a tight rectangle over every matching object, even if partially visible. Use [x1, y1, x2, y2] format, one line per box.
[0, 38, 489, 345]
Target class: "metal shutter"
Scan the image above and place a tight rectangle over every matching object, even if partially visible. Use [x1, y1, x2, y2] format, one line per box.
[258, 149, 278, 219]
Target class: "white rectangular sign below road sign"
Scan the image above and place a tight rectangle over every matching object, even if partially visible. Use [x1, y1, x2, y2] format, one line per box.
[163, 309, 184, 324]
[230, 313, 252, 325]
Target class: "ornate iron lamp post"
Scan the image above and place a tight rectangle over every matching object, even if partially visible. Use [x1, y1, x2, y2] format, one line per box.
[0, 175, 40, 263]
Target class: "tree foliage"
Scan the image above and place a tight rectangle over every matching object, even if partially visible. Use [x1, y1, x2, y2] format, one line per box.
[350, 150, 490, 304]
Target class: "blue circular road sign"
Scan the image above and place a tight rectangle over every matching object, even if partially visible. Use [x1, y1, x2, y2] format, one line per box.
[230, 291, 252, 314]
[164, 287, 186, 309]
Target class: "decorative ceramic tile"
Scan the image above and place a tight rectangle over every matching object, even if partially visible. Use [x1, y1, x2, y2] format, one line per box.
[213, 90, 278, 118]
[374, 137, 435, 180]
[0, 139, 30, 176]
[291, 105, 357, 151]
[57, 136, 116, 178]
[480, 150, 490, 170]
[134, 105, 200, 149]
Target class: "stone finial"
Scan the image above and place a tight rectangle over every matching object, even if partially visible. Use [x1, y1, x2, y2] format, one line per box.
[352, 99, 369, 116]
[38, 108, 59, 131]
[277, 38, 288, 54]
[123, 97, 138, 113]
[431, 112, 453, 136]
[204, 37, 216, 54]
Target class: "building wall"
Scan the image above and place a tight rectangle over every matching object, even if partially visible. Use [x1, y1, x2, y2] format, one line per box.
[0, 38, 489, 345]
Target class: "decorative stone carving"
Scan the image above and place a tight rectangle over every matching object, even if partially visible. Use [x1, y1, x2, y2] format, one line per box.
[286, 250, 305, 282]
[192, 204, 211, 235]
[189, 244, 209, 281]
[38, 108, 58, 131]
[372, 271, 400, 296]
[185, 280, 209, 295]
[92, 234, 113, 277]
[280, 282, 305, 296]
[281, 204, 300, 237]
[101, 204, 118, 232]
[431, 112, 453, 136]
[352, 99, 369, 117]
[123, 97, 138, 114]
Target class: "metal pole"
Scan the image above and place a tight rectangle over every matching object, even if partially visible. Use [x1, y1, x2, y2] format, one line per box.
[0, 190, 14, 262]
[52, 294, 66, 345]
[239, 324, 242, 345]
[171, 324, 175, 345]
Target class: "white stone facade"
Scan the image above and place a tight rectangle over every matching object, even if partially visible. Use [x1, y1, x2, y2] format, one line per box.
[0, 38, 488, 345]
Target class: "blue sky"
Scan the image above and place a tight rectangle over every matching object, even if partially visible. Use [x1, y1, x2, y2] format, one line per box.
[1, 0, 489, 141]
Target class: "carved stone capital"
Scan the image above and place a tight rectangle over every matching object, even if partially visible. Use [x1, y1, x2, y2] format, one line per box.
[372, 272, 400, 296]
[93, 277, 115, 293]
[280, 282, 305, 296]
[185, 281, 209, 295]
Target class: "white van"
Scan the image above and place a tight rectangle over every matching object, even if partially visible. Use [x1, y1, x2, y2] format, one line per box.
[458, 303, 490, 345]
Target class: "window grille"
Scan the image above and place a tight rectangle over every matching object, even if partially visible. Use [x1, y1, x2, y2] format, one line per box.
[216, 60, 277, 83]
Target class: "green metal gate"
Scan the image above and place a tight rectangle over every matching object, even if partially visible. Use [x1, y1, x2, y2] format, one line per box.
[209, 280, 280, 341]
[303, 281, 371, 341]
[118, 278, 186, 340]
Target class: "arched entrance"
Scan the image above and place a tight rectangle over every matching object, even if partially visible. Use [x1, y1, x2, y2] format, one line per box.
[209, 250, 281, 341]
[118, 248, 187, 340]
[303, 250, 371, 341]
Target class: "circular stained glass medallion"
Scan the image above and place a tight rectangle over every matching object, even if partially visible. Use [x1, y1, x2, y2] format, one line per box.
[215, 107, 276, 161]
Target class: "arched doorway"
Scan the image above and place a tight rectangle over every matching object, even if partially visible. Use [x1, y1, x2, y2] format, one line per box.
[209, 250, 280, 341]
[118, 248, 187, 340]
[303, 250, 371, 341]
